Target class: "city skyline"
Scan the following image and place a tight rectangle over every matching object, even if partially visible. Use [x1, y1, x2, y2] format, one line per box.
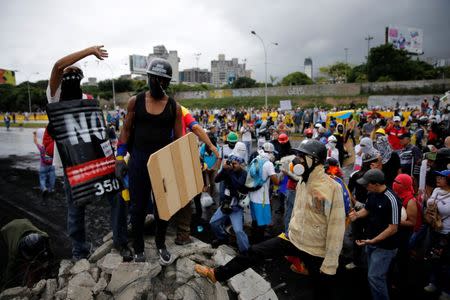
[1, 0, 449, 84]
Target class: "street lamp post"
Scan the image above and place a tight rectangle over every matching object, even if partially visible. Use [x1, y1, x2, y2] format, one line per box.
[17, 71, 39, 113]
[251, 31, 278, 108]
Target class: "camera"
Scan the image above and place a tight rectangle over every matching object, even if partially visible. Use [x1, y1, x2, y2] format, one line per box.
[226, 160, 232, 166]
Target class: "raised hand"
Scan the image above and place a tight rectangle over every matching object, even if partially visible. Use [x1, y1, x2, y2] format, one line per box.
[91, 45, 109, 60]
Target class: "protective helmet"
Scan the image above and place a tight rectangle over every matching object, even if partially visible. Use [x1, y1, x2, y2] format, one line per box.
[314, 123, 322, 129]
[227, 132, 239, 143]
[375, 128, 386, 135]
[18, 233, 48, 260]
[278, 133, 289, 144]
[262, 142, 275, 153]
[418, 116, 429, 126]
[328, 135, 337, 143]
[146, 58, 172, 79]
[294, 139, 327, 164]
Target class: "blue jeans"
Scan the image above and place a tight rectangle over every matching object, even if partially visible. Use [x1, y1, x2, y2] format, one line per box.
[242, 141, 251, 162]
[284, 189, 296, 235]
[39, 164, 55, 192]
[64, 177, 91, 259]
[210, 207, 250, 253]
[366, 245, 397, 300]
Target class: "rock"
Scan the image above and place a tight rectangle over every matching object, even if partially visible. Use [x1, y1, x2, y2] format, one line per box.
[102, 231, 113, 243]
[31, 279, 46, 296]
[66, 272, 96, 300]
[175, 257, 196, 285]
[164, 263, 176, 280]
[42, 278, 58, 300]
[70, 259, 90, 275]
[54, 287, 68, 300]
[96, 291, 113, 300]
[0, 286, 31, 300]
[107, 262, 161, 300]
[155, 291, 168, 300]
[213, 246, 235, 266]
[97, 253, 123, 274]
[90, 267, 100, 282]
[187, 254, 215, 267]
[58, 259, 74, 277]
[89, 239, 113, 263]
[67, 286, 93, 300]
[68, 271, 96, 288]
[228, 268, 277, 300]
[173, 277, 229, 300]
[93, 278, 108, 295]
[100, 271, 111, 282]
[58, 277, 67, 289]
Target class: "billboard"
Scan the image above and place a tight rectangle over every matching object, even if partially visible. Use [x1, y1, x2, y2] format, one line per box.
[386, 25, 423, 54]
[0, 69, 16, 85]
[129, 54, 148, 75]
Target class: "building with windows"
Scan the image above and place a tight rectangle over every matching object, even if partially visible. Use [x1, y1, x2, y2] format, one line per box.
[179, 68, 211, 84]
[304, 57, 313, 79]
[210, 54, 249, 87]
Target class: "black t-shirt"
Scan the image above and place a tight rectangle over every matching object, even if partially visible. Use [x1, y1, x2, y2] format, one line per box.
[365, 188, 401, 249]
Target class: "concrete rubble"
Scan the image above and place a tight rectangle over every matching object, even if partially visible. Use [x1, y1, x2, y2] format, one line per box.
[1, 231, 278, 300]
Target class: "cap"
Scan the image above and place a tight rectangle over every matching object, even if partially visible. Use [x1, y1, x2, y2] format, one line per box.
[357, 169, 385, 185]
[227, 132, 238, 143]
[393, 116, 401, 122]
[262, 142, 275, 153]
[375, 128, 386, 135]
[399, 132, 411, 139]
[278, 133, 289, 144]
[434, 170, 450, 177]
[362, 152, 379, 163]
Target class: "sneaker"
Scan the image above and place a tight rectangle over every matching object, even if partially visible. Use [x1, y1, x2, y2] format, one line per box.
[175, 235, 193, 246]
[194, 264, 217, 283]
[439, 292, 450, 300]
[157, 247, 174, 266]
[345, 262, 358, 270]
[119, 246, 133, 262]
[424, 283, 438, 293]
[134, 252, 146, 263]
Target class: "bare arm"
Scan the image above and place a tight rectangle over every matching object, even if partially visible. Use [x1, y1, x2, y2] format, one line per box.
[359, 224, 398, 245]
[349, 207, 369, 221]
[401, 200, 418, 228]
[173, 104, 183, 140]
[118, 96, 136, 145]
[49, 45, 108, 96]
[192, 124, 220, 158]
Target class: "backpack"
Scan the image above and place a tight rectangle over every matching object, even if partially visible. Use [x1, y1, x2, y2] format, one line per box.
[245, 155, 269, 189]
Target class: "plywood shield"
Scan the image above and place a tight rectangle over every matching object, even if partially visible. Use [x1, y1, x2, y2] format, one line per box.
[147, 133, 204, 221]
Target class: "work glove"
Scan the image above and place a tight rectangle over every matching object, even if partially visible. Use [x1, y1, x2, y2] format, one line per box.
[115, 157, 128, 180]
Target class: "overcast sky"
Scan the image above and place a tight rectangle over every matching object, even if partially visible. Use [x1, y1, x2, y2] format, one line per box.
[1, 0, 449, 84]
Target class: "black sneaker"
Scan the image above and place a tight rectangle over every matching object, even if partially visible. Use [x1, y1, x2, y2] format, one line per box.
[134, 252, 146, 262]
[119, 246, 133, 262]
[157, 247, 174, 266]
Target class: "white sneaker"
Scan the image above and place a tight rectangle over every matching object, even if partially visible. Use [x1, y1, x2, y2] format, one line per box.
[439, 292, 450, 300]
[424, 283, 438, 293]
[345, 262, 357, 270]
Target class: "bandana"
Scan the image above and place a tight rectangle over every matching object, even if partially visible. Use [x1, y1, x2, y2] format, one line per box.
[375, 135, 392, 164]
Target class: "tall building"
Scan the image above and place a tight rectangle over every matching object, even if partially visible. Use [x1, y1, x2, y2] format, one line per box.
[210, 54, 250, 87]
[304, 58, 313, 79]
[179, 68, 211, 84]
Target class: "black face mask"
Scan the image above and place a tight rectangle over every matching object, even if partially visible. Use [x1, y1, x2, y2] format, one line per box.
[60, 71, 83, 101]
[148, 75, 169, 100]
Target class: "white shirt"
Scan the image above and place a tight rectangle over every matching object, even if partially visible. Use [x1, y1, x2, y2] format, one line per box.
[249, 160, 276, 205]
[240, 126, 252, 142]
[427, 188, 450, 234]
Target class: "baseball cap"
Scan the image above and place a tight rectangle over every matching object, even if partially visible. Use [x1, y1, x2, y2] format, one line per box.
[434, 170, 450, 177]
[399, 132, 411, 139]
[278, 133, 289, 144]
[262, 142, 275, 153]
[362, 152, 379, 163]
[393, 116, 401, 122]
[357, 169, 385, 185]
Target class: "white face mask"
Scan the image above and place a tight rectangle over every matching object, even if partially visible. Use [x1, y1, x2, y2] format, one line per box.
[328, 142, 336, 149]
[293, 164, 305, 176]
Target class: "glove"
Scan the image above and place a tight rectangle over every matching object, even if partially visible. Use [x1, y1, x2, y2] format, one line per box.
[115, 157, 128, 180]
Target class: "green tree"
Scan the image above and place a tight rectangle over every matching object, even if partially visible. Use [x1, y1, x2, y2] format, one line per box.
[280, 72, 313, 86]
[231, 77, 257, 89]
[319, 62, 352, 83]
[347, 64, 368, 83]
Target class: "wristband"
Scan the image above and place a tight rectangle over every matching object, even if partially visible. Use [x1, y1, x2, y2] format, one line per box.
[117, 155, 124, 161]
[117, 143, 128, 156]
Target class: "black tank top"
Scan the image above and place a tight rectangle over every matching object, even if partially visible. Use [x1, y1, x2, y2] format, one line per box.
[132, 92, 176, 153]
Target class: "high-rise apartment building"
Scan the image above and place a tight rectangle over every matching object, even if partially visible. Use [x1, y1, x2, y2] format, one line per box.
[210, 54, 249, 87]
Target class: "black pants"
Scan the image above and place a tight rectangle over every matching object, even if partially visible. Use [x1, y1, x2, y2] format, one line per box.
[215, 237, 335, 300]
[129, 149, 168, 253]
[344, 129, 356, 146]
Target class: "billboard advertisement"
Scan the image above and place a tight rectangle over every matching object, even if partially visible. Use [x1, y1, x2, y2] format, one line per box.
[0, 69, 16, 85]
[129, 54, 148, 75]
[386, 25, 423, 54]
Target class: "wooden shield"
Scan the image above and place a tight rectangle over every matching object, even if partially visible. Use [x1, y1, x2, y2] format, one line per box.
[147, 133, 204, 221]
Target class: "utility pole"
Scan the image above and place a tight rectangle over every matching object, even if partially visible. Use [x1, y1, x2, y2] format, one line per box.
[365, 35, 374, 80]
[194, 53, 201, 83]
[344, 48, 349, 64]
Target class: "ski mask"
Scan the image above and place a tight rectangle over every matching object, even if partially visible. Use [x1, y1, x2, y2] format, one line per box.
[60, 69, 83, 101]
[148, 75, 170, 100]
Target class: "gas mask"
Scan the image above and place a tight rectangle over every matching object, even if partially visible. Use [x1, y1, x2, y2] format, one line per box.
[148, 75, 169, 100]
[60, 70, 83, 101]
[296, 155, 316, 182]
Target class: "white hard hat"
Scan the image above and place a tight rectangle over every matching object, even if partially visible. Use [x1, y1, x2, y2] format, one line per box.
[262, 142, 275, 153]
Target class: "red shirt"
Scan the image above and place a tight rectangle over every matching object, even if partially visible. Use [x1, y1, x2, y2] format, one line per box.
[385, 125, 405, 150]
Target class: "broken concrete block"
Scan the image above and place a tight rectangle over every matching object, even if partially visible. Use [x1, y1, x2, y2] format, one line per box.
[102, 231, 113, 243]
[93, 277, 108, 295]
[97, 253, 123, 274]
[89, 239, 113, 263]
[0, 286, 31, 300]
[175, 257, 196, 285]
[31, 279, 46, 296]
[54, 287, 68, 300]
[42, 278, 58, 300]
[70, 259, 90, 275]
[228, 268, 277, 300]
[90, 267, 100, 282]
[58, 259, 74, 277]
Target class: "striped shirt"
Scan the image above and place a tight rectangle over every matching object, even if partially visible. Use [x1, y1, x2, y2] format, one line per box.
[365, 188, 402, 249]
